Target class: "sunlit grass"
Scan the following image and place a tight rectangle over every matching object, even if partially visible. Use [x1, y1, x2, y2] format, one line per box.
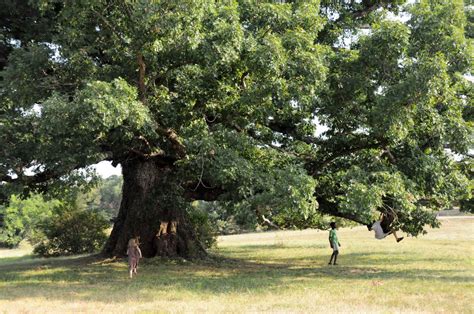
[0, 218, 472, 313]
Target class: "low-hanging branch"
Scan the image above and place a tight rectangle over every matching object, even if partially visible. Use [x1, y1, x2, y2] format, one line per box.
[183, 182, 225, 202]
[316, 196, 370, 225]
[0, 164, 84, 186]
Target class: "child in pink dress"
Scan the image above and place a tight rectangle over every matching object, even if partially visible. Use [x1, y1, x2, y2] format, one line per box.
[127, 238, 142, 278]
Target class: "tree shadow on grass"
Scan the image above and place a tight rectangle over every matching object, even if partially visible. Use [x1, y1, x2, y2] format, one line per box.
[272, 251, 467, 265]
[0, 249, 472, 304]
[214, 244, 469, 268]
[217, 243, 328, 251]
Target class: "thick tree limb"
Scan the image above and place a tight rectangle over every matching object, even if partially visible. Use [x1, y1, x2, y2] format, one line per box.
[0, 165, 84, 186]
[1, 169, 56, 184]
[128, 148, 166, 159]
[155, 126, 186, 158]
[352, 1, 386, 19]
[183, 182, 225, 202]
[317, 196, 370, 225]
[135, 49, 184, 159]
[267, 120, 323, 145]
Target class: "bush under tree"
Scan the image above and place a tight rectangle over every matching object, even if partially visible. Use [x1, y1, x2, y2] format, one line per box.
[32, 206, 109, 257]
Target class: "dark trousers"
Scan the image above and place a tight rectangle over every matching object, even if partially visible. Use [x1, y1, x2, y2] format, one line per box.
[380, 212, 395, 234]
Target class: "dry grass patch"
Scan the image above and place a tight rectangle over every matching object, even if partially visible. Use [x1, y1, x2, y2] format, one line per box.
[0, 218, 473, 313]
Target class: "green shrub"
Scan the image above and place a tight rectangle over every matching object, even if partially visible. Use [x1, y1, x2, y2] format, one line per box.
[187, 207, 217, 249]
[32, 206, 109, 257]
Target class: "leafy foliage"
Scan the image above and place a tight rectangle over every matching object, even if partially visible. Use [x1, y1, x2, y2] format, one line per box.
[0, 175, 121, 249]
[0, 0, 472, 247]
[0, 194, 59, 248]
[458, 158, 474, 213]
[32, 205, 109, 257]
[187, 204, 217, 249]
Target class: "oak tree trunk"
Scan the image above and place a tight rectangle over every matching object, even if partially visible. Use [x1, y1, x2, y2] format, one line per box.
[103, 160, 206, 258]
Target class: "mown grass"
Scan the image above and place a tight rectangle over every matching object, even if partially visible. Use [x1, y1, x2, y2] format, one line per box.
[0, 218, 473, 313]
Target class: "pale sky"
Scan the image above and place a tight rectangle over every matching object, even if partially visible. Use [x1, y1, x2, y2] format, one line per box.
[93, 161, 122, 178]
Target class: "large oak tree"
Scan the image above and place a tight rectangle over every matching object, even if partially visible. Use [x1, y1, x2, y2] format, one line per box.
[1, 0, 472, 257]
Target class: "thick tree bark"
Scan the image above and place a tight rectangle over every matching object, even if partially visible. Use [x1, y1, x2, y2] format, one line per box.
[103, 159, 206, 258]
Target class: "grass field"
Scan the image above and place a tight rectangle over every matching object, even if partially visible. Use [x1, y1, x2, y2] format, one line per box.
[0, 218, 473, 313]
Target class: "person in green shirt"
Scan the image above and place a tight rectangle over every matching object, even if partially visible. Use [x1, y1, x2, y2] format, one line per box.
[328, 222, 341, 265]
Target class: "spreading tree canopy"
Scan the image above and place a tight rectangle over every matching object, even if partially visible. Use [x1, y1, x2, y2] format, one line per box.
[1, 0, 472, 257]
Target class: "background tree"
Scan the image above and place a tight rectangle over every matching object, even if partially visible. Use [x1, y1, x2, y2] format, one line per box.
[1, 0, 471, 258]
[76, 175, 123, 220]
[0, 176, 120, 252]
[97, 175, 123, 219]
[0, 194, 59, 248]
